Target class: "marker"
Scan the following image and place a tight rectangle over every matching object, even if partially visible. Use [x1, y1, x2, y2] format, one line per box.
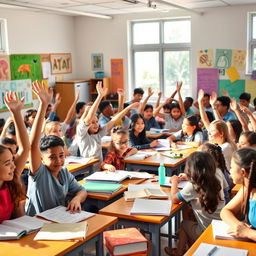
[207, 246, 218, 256]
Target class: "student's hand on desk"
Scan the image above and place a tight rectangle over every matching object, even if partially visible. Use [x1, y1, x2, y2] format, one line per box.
[67, 197, 81, 213]
[227, 222, 252, 238]
[104, 164, 116, 172]
[150, 140, 158, 148]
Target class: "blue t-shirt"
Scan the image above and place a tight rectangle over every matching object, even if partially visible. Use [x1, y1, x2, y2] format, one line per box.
[249, 200, 256, 229]
[98, 115, 111, 128]
[222, 111, 237, 122]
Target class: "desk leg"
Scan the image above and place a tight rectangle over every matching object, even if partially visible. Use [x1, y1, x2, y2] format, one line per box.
[96, 232, 104, 256]
[168, 218, 172, 248]
[148, 224, 160, 256]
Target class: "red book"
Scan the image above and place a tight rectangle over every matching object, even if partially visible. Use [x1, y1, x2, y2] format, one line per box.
[104, 228, 148, 256]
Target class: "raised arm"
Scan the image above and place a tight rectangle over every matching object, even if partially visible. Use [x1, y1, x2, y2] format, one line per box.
[4, 92, 30, 176]
[230, 98, 249, 131]
[117, 88, 125, 113]
[240, 105, 256, 132]
[210, 92, 222, 120]
[139, 87, 153, 114]
[155, 92, 162, 108]
[48, 92, 61, 121]
[0, 116, 13, 139]
[153, 97, 173, 118]
[29, 80, 53, 175]
[81, 81, 108, 125]
[198, 89, 210, 130]
[176, 82, 186, 116]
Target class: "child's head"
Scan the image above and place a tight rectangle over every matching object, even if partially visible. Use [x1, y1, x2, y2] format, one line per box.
[203, 93, 211, 108]
[185, 151, 222, 214]
[253, 97, 256, 110]
[99, 101, 114, 118]
[130, 114, 146, 135]
[239, 92, 251, 107]
[238, 131, 256, 149]
[44, 121, 62, 137]
[182, 115, 200, 136]
[143, 104, 153, 120]
[0, 137, 18, 156]
[184, 97, 193, 111]
[24, 109, 37, 128]
[163, 103, 171, 114]
[6, 122, 16, 142]
[76, 102, 86, 118]
[169, 103, 181, 120]
[45, 104, 52, 118]
[208, 120, 230, 145]
[216, 96, 230, 115]
[40, 135, 65, 173]
[226, 120, 242, 143]
[88, 115, 100, 134]
[110, 126, 129, 154]
[133, 88, 144, 102]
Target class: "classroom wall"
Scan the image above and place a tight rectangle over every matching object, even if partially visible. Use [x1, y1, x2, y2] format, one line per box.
[0, 8, 76, 119]
[74, 4, 256, 99]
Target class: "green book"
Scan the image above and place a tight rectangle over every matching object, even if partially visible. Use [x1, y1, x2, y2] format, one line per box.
[83, 182, 123, 194]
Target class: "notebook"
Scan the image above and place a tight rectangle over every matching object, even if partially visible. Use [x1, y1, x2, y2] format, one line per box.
[193, 243, 248, 256]
[36, 206, 95, 223]
[83, 182, 123, 194]
[148, 128, 170, 134]
[65, 156, 92, 165]
[0, 216, 49, 240]
[161, 177, 189, 189]
[124, 188, 168, 201]
[124, 151, 156, 161]
[34, 222, 88, 241]
[130, 198, 172, 216]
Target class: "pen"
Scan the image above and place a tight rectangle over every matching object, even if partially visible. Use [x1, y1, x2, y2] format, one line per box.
[207, 246, 218, 256]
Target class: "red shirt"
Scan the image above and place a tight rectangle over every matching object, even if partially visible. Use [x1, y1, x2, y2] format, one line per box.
[0, 184, 14, 223]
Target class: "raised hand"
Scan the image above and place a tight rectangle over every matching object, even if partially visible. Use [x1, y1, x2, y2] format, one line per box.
[117, 88, 125, 96]
[221, 89, 229, 97]
[55, 93, 62, 105]
[240, 105, 251, 115]
[197, 89, 205, 103]
[230, 98, 238, 111]
[158, 92, 162, 98]
[4, 91, 24, 112]
[147, 87, 154, 97]
[210, 92, 217, 106]
[32, 80, 53, 104]
[96, 81, 108, 98]
[75, 88, 80, 101]
[130, 102, 140, 109]
[176, 81, 183, 92]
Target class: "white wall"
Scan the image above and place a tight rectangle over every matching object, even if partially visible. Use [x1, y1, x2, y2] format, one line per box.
[0, 8, 76, 119]
[74, 4, 256, 99]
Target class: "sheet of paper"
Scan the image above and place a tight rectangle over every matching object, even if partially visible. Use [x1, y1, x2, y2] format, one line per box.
[65, 156, 92, 165]
[128, 184, 161, 191]
[226, 66, 240, 83]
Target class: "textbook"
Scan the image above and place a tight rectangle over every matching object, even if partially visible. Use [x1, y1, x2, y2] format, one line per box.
[193, 243, 248, 256]
[36, 206, 95, 223]
[124, 188, 168, 201]
[0, 216, 49, 240]
[83, 182, 123, 194]
[65, 156, 92, 165]
[161, 152, 183, 159]
[34, 222, 88, 241]
[104, 228, 148, 256]
[124, 151, 156, 161]
[155, 144, 193, 152]
[84, 170, 153, 183]
[212, 220, 251, 241]
[130, 198, 172, 216]
[161, 177, 189, 189]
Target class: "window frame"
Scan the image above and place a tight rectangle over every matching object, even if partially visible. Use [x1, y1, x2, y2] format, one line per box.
[0, 18, 9, 55]
[247, 12, 256, 74]
[130, 18, 191, 98]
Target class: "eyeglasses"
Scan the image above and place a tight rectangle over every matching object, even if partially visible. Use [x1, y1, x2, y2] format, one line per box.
[114, 140, 128, 145]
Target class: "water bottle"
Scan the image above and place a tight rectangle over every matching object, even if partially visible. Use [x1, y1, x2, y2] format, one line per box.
[158, 163, 166, 185]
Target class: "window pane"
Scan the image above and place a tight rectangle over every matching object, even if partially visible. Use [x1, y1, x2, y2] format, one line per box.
[253, 48, 256, 70]
[134, 51, 159, 93]
[164, 20, 191, 43]
[253, 15, 256, 39]
[133, 22, 159, 45]
[164, 51, 190, 97]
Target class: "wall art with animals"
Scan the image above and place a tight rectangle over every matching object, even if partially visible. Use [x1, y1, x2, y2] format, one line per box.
[0, 55, 11, 81]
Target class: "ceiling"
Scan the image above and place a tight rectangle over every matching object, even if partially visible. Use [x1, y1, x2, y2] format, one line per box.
[0, 0, 256, 18]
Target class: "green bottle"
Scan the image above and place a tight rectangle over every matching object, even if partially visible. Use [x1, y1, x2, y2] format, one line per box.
[158, 163, 166, 185]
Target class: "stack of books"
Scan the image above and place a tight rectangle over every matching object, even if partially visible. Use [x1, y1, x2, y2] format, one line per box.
[83, 182, 123, 195]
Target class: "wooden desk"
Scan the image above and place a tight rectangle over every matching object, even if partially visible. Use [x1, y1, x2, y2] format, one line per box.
[99, 197, 184, 256]
[0, 214, 117, 256]
[124, 148, 197, 176]
[231, 184, 242, 198]
[146, 132, 171, 139]
[184, 224, 256, 256]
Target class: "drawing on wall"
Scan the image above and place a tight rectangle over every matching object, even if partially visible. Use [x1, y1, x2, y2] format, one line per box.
[0, 79, 33, 112]
[197, 49, 214, 68]
[232, 50, 246, 70]
[0, 55, 11, 81]
[10, 54, 42, 82]
[91, 53, 104, 71]
[226, 66, 240, 83]
[50, 53, 72, 74]
[215, 49, 232, 69]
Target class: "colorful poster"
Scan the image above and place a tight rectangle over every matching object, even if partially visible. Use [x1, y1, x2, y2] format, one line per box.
[10, 54, 42, 82]
[50, 53, 72, 74]
[111, 59, 124, 93]
[197, 68, 219, 94]
[226, 66, 240, 83]
[218, 80, 245, 101]
[197, 49, 214, 68]
[232, 50, 246, 70]
[0, 55, 11, 81]
[215, 49, 232, 69]
[245, 80, 256, 104]
[0, 79, 33, 112]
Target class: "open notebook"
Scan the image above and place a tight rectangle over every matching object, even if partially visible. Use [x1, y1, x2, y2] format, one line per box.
[124, 151, 156, 161]
[161, 177, 189, 189]
[65, 156, 92, 165]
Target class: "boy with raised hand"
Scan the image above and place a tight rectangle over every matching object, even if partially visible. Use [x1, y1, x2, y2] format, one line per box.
[26, 81, 87, 216]
[77, 82, 139, 171]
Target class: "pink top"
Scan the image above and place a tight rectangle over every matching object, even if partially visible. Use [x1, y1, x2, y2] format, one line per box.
[0, 184, 14, 223]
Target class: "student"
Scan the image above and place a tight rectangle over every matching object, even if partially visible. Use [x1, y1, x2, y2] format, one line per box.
[77, 82, 139, 171]
[98, 101, 114, 127]
[129, 114, 158, 150]
[24, 109, 37, 134]
[226, 120, 243, 144]
[0, 91, 30, 223]
[239, 92, 254, 113]
[165, 151, 225, 255]
[184, 97, 194, 115]
[194, 92, 213, 113]
[0, 137, 17, 155]
[169, 115, 203, 148]
[154, 82, 185, 132]
[126, 87, 144, 116]
[220, 148, 256, 241]
[101, 127, 137, 171]
[237, 131, 256, 149]
[25, 81, 87, 216]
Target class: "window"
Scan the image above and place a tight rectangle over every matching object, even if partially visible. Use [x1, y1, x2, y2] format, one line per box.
[130, 18, 191, 97]
[247, 13, 256, 73]
[0, 19, 9, 54]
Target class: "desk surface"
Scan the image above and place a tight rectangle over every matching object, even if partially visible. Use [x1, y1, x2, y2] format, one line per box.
[99, 197, 183, 224]
[66, 158, 99, 173]
[184, 224, 256, 256]
[0, 214, 117, 256]
[124, 148, 197, 167]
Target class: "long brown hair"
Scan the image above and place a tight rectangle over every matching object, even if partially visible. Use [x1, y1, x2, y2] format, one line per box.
[185, 151, 222, 214]
[232, 148, 256, 223]
[0, 145, 26, 207]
